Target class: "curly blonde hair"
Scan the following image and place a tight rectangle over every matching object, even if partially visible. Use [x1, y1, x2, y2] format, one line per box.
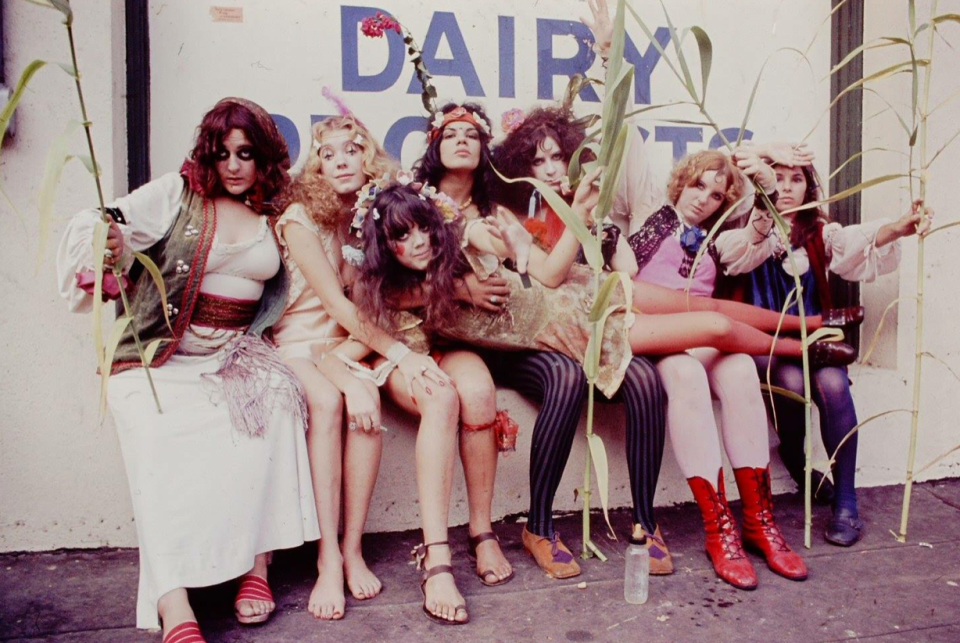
[667, 150, 744, 229]
[278, 115, 398, 229]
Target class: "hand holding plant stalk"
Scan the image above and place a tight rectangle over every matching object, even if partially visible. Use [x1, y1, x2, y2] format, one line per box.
[6, 0, 166, 412]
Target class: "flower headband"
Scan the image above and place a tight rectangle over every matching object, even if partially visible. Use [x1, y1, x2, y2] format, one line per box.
[428, 106, 491, 142]
[350, 170, 462, 237]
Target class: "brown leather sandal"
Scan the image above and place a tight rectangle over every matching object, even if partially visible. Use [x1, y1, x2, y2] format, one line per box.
[411, 541, 469, 625]
[467, 532, 515, 587]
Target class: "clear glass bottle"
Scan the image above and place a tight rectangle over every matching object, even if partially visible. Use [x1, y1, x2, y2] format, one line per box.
[624, 543, 650, 604]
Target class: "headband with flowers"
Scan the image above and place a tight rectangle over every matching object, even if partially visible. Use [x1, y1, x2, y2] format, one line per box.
[350, 170, 462, 237]
[428, 106, 492, 142]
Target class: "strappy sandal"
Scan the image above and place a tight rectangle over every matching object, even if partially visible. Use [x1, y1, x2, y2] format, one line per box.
[467, 532, 515, 587]
[234, 573, 275, 625]
[162, 621, 207, 643]
[411, 541, 469, 625]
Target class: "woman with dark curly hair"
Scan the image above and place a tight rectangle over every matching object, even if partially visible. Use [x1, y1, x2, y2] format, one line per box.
[57, 98, 320, 642]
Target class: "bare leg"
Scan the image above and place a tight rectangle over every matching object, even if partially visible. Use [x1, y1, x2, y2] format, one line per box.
[383, 368, 467, 623]
[440, 350, 513, 584]
[632, 280, 822, 333]
[157, 588, 196, 638]
[286, 358, 346, 621]
[629, 311, 807, 358]
[341, 379, 384, 601]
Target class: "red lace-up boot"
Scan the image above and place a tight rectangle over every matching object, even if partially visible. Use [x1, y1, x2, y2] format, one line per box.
[734, 466, 808, 581]
[687, 470, 758, 590]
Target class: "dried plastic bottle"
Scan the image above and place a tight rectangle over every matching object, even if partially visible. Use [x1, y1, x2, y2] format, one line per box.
[623, 543, 649, 604]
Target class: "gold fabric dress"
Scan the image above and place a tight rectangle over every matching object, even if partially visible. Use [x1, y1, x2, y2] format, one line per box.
[397, 244, 634, 398]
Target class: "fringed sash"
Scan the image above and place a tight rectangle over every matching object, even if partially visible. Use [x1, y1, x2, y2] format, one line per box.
[201, 335, 309, 438]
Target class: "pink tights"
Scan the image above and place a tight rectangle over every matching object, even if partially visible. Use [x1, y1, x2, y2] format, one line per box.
[657, 348, 769, 479]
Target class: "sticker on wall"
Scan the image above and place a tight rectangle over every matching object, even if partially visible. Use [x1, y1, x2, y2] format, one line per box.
[210, 6, 243, 23]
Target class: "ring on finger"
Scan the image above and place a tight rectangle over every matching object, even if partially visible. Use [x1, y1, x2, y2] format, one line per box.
[348, 421, 358, 431]
[490, 295, 499, 304]
[103, 249, 114, 259]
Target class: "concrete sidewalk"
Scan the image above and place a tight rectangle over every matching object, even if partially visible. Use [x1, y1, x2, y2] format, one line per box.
[2, 479, 959, 643]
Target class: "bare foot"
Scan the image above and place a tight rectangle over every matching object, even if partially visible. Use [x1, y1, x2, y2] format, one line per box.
[235, 556, 275, 624]
[343, 549, 382, 600]
[309, 558, 346, 620]
[473, 536, 513, 584]
[158, 588, 197, 638]
[422, 550, 468, 623]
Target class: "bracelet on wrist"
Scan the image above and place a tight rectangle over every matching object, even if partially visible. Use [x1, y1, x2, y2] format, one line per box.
[385, 342, 411, 366]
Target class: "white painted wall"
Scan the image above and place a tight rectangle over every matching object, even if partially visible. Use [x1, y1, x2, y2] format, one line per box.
[1, 0, 957, 553]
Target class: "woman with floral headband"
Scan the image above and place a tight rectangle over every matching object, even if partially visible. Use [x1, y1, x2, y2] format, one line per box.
[275, 109, 513, 624]
[416, 101, 669, 579]
[57, 98, 319, 642]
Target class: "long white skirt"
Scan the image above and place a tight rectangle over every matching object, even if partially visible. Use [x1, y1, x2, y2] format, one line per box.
[108, 347, 320, 629]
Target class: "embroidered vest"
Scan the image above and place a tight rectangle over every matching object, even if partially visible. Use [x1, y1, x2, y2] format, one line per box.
[627, 205, 720, 280]
[110, 184, 288, 374]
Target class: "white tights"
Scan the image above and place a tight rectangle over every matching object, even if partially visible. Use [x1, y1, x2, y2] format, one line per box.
[657, 348, 769, 480]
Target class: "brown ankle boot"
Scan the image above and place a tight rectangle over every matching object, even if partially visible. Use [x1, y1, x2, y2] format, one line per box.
[688, 470, 758, 590]
[734, 466, 808, 581]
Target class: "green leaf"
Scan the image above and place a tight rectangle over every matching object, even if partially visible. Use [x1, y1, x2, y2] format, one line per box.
[142, 338, 167, 367]
[759, 384, 808, 405]
[909, 0, 917, 35]
[567, 139, 601, 190]
[626, 3, 683, 84]
[586, 432, 616, 539]
[72, 154, 100, 176]
[605, 0, 628, 88]
[684, 193, 750, 295]
[932, 13, 960, 27]
[803, 327, 845, 347]
[916, 443, 960, 475]
[598, 64, 635, 168]
[37, 120, 83, 268]
[595, 125, 632, 225]
[133, 251, 175, 333]
[827, 409, 912, 471]
[23, 0, 73, 23]
[859, 297, 908, 365]
[99, 315, 133, 417]
[826, 38, 910, 79]
[826, 147, 904, 182]
[91, 220, 109, 370]
[779, 174, 911, 216]
[585, 272, 632, 383]
[658, 0, 696, 100]
[690, 26, 712, 105]
[1, 60, 48, 145]
[493, 167, 602, 270]
[863, 88, 913, 137]
[924, 125, 960, 169]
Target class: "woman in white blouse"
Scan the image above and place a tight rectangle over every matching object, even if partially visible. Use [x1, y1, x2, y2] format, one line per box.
[743, 161, 932, 546]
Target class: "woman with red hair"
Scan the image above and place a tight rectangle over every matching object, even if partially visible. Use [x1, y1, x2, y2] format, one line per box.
[57, 98, 319, 642]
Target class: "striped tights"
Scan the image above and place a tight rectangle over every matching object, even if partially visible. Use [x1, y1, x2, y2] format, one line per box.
[486, 351, 666, 537]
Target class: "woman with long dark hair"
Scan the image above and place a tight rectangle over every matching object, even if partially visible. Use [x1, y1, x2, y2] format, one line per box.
[740, 161, 932, 546]
[57, 98, 319, 642]
[416, 100, 669, 579]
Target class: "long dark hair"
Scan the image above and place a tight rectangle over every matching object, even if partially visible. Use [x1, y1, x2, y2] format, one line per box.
[352, 184, 468, 333]
[413, 102, 498, 217]
[492, 106, 590, 214]
[183, 97, 290, 213]
[775, 163, 829, 248]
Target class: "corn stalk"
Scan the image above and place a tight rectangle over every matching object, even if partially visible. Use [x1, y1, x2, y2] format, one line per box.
[6, 1, 165, 412]
[898, 0, 939, 542]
